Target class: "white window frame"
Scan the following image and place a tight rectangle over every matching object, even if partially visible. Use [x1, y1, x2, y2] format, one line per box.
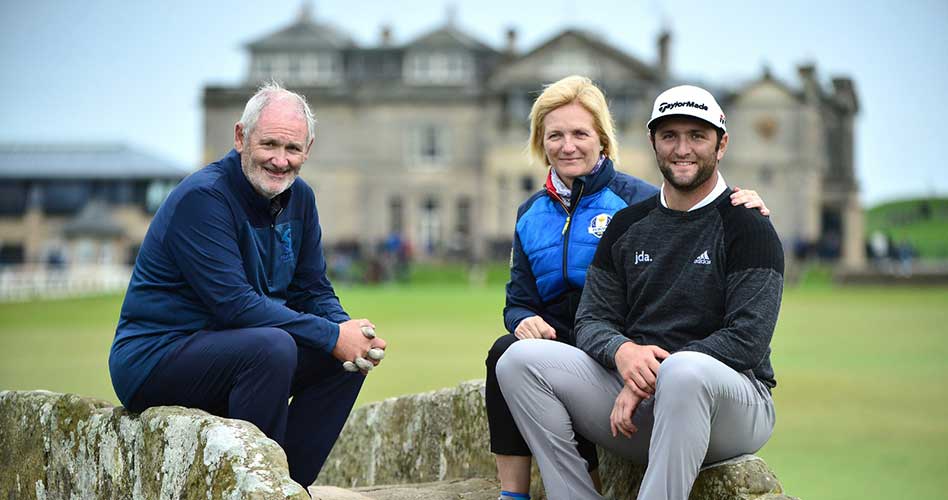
[299, 52, 341, 85]
[544, 49, 597, 80]
[405, 50, 473, 85]
[406, 124, 451, 167]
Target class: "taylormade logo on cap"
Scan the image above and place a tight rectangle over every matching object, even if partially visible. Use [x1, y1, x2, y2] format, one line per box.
[658, 101, 708, 113]
[647, 85, 727, 132]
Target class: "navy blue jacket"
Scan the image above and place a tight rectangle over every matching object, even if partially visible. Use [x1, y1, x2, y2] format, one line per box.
[504, 158, 657, 343]
[109, 150, 348, 405]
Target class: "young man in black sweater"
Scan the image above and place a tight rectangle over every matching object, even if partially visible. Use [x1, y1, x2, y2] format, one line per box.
[496, 85, 784, 500]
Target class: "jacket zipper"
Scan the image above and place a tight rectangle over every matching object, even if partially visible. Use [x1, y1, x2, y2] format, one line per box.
[558, 183, 584, 288]
[268, 206, 284, 289]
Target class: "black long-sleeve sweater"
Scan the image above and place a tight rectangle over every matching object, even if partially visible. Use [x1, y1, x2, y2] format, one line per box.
[575, 189, 784, 387]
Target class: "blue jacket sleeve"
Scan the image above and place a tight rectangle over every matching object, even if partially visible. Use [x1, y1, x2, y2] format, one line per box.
[164, 187, 340, 352]
[286, 189, 349, 323]
[503, 229, 543, 333]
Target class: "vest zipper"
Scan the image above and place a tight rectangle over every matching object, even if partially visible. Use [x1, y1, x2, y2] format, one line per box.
[559, 183, 584, 288]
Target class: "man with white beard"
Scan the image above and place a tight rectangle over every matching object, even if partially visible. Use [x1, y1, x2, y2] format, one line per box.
[109, 82, 386, 487]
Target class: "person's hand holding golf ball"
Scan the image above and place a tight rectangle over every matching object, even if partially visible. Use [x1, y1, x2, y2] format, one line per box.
[332, 319, 387, 374]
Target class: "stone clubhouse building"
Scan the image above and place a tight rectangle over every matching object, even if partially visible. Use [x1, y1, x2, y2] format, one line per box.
[202, 7, 865, 269]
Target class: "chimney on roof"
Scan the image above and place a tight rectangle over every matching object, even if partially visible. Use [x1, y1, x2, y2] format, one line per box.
[832, 77, 859, 113]
[445, 3, 458, 27]
[797, 63, 820, 102]
[298, 0, 313, 23]
[505, 27, 517, 54]
[380, 24, 394, 46]
[797, 63, 815, 80]
[657, 30, 671, 80]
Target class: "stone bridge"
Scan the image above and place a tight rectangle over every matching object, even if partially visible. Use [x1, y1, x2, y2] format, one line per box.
[1, 382, 799, 499]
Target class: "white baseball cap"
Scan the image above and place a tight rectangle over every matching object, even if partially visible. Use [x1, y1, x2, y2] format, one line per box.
[647, 85, 727, 132]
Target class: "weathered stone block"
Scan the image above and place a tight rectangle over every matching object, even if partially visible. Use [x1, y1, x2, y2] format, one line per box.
[318, 380, 496, 487]
[0, 390, 307, 499]
[1, 383, 799, 500]
[318, 380, 799, 500]
[311, 478, 501, 500]
[600, 453, 788, 499]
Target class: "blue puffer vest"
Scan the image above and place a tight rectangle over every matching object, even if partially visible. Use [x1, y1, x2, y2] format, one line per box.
[504, 158, 658, 341]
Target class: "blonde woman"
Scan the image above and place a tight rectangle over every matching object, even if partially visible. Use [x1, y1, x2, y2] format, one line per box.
[484, 76, 769, 499]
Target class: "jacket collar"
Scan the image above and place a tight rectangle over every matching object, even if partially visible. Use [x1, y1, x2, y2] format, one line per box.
[223, 149, 293, 217]
[545, 156, 617, 206]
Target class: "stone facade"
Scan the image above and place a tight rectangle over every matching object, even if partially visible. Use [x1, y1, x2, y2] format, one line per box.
[203, 9, 864, 269]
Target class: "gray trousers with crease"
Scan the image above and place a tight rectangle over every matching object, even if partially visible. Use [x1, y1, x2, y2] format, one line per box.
[496, 339, 775, 500]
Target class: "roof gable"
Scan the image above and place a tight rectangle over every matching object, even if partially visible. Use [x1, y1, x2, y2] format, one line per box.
[730, 73, 802, 106]
[489, 30, 659, 88]
[246, 11, 354, 51]
[62, 201, 125, 238]
[404, 25, 494, 52]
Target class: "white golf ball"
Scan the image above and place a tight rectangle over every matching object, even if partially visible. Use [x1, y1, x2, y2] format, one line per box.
[354, 357, 374, 371]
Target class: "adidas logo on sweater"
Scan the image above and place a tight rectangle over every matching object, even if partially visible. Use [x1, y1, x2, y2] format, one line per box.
[693, 250, 712, 265]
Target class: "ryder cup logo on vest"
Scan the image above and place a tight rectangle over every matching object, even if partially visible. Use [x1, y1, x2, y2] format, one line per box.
[587, 213, 612, 238]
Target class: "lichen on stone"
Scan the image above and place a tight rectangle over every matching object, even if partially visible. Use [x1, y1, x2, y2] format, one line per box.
[2, 385, 797, 500]
[203, 425, 246, 469]
[35, 479, 47, 500]
[0, 391, 309, 500]
[316, 380, 798, 500]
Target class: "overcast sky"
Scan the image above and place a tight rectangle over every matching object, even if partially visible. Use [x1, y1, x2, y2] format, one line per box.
[1, 0, 946, 205]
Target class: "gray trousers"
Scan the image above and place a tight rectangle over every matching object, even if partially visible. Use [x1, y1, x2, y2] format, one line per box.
[496, 339, 775, 500]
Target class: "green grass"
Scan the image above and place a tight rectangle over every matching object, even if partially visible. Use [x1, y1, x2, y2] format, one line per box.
[866, 197, 948, 258]
[0, 286, 507, 405]
[1, 284, 947, 499]
[765, 287, 948, 499]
